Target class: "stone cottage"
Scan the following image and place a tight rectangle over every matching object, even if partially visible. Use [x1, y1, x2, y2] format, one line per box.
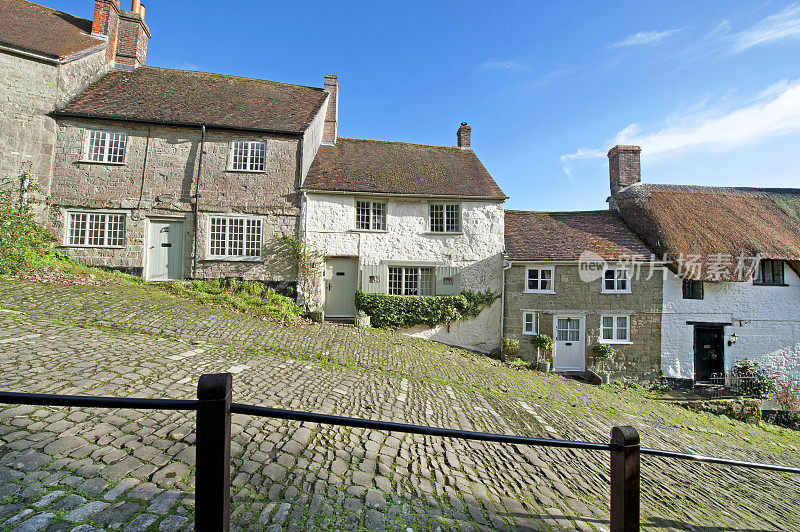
[301, 124, 507, 353]
[502, 209, 663, 383]
[609, 146, 800, 384]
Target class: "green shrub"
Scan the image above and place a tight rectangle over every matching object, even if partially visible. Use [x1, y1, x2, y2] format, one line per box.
[501, 337, 519, 356]
[731, 359, 776, 399]
[532, 334, 553, 351]
[164, 278, 303, 323]
[507, 357, 531, 370]
[0, 172, 55, 274]
[592, 343, 615, 372]
[354, 289, 498, 329]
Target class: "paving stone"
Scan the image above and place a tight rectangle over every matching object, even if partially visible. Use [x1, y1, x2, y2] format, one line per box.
[94, 501, 141, 527]
[158, 515, 188, 531]
[10, 512, 54, 532]
[64, 501, 110, 523]
[33, 491, 65, 507]
[123, 513, 158, 532]
[12, 452, 50, 473]
[99, 457, 142, 483]
[51, 494, 87, 512]
[103, 478, 140, 501]
[147, 491, 182, 514]
[42, 436, 87, 456]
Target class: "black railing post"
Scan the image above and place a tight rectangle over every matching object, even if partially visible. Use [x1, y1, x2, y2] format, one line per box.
[196, 373, 232, 532]
[610, 425, 640, 532]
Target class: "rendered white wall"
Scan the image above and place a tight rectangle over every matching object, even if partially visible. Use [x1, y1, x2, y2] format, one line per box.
[304, 193, 505, 352]
[661, 267, 800, 380]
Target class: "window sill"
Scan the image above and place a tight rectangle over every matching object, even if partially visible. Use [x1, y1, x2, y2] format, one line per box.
[225, 168, 268, 174]
[524, 290, 555, 295]
[601, 290, 632, 295]
[350, 229, 389, 234]
[204, 256, 262, 262]
[425, 231, 463, 236]
[63, 244, 126, 249]
[78, 160, 127, 166]
[752, 283, 789, 287]
[599, 340, 633, 345]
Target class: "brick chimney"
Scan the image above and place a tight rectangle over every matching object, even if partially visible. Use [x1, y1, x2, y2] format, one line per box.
[608, 145, 641, 195]
[91, 0, 121, 64]
[457, 122, 471, 149]
[322, 75, 339, 144]
[115, 1, 151, 68]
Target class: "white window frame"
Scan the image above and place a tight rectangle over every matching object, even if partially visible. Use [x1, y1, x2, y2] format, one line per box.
[599, 314, 631, 344]
[354, 200, 388, 231]
[524, 267, 555, 293]
[82, 129, 128, 164]
[388, 266, 435, 296]
[207, 215, 263, 260]
[522, 311, 538, 335]
[228, 140, 267, 172]
[65, 210, 126, 248]
[428, 203, 462, 234]
[601, 267, 631, 294]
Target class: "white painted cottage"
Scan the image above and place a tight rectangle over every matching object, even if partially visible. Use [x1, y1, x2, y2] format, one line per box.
[301, 124, 507, 353]
[609, 146, 800, 385]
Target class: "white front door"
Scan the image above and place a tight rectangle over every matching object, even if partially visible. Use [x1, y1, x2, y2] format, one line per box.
[554, 316, 585, 371]
[147, 219, 184, 281]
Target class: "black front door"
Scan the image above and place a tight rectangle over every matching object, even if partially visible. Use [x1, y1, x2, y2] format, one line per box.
[694, 326, 724, 381]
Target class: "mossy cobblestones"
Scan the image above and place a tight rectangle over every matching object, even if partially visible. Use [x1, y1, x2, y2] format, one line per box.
[0, 278, 798, 530]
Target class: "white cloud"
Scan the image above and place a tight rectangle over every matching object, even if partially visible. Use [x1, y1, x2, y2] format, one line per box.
[610, 29, 679, 48]
[731, 4, 800, 53]
[478, 60, 530, 73]
[560, 79, 800, 169]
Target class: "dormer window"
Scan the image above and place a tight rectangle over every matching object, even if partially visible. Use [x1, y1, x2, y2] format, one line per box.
[230, 140, 266, 172]
[754, 259, 785, 286]
[84, 130, 127, 163]
[429, 203, 461, 233]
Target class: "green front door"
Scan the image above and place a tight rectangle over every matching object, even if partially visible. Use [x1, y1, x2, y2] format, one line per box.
[324, 258, 358, 318]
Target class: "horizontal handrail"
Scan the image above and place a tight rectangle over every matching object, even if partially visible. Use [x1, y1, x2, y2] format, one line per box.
[640, 447, 800, 474]
[0, 391, 198, 411]
[229, 402, 612, 451]
[0, 390, 797, 475]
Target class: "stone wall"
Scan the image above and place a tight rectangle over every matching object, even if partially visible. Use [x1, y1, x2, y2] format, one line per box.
[503, 263, 664, 384]
[300, 99, 327, 185]
[304, 193, 505, 352]
[49, 119, 301, 281]
[661, 267, 800, 381]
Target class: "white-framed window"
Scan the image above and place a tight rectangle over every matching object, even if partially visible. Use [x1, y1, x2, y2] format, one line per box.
[525, 267, 555, 293]
[209, 216, 262, 258]
[388, 266, 434, 296]
[429, 203, 461, 233]
[355, 200, 387, 231]
[600, 315, 630, 343]
[602, 267, 630, 293]
[522, 311, 538, 335]
[229, 140, 266, 172]
[83, 130, 127, 163]
[67, 211, 125, 247]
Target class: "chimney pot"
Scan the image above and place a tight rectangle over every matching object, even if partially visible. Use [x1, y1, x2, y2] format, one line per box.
[457, 122, 472, 149]
[608, 145, 641, 196]
[131, 0, 140, 13]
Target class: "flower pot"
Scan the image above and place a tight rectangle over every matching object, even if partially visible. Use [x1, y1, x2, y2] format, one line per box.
[599, 372, 611, 385]
[537, 361, 551, 373]
[355, 315, 371, 328]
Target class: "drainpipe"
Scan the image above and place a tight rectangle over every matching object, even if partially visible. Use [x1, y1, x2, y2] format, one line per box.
[192, 124, 205, 279]
[499, 257, 513, 357]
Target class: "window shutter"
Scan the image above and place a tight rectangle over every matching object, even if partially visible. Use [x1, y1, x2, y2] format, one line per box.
[361, 264, 387, 294]
[435, 266, 461, 295]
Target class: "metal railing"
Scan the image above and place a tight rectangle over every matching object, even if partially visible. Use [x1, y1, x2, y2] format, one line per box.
[1, 373, 799, 532]
[709, 371, 765, 398]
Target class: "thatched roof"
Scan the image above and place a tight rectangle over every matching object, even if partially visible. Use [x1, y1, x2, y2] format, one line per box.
[615, 184, 800, 281]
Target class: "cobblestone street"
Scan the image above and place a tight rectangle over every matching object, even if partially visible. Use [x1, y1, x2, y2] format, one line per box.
[0, 278, 798, 531]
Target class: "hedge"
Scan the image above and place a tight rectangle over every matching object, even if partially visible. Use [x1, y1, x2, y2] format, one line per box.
[354, 289, 498, 329]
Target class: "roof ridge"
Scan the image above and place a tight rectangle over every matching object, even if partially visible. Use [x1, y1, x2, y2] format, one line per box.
[642, 183, 800, 194]
[12, 0, 90, 21]
[506, 209, 614, 215]
[337, 137, 464, 150]
[137, 66, 325, 92]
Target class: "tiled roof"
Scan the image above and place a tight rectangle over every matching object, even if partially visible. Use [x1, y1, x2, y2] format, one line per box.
[59, 66, 329, 134]
[504, 210, 653, 261]
[615, 184, 800, 281]
[303, 138, 506, 199]
[0, 0, 104, 59]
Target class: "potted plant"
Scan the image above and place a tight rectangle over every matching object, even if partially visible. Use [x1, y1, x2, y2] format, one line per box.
[592, 343, 615, 384]
[532, 334, 553, 372]
[355, 310, 371, 328]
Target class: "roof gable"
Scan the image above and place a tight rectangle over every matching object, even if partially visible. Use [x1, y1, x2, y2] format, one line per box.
[303, 137, 506, 199]
[59, 66, 329, 134]
[504, 210, 652, 261]
[0, 0, 104, 59]
[615, 184, 800, 281]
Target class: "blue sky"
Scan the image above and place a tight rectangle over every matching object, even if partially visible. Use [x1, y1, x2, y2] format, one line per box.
[56, 1, 800, 211]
